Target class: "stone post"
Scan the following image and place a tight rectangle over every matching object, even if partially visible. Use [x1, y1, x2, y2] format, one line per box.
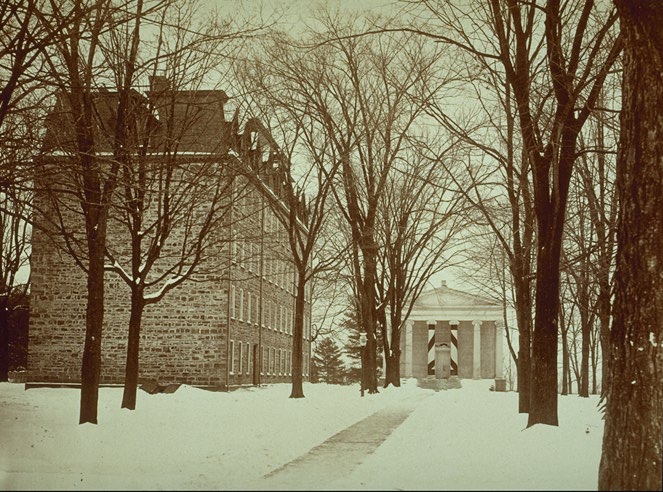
[435, 343, 450, 379]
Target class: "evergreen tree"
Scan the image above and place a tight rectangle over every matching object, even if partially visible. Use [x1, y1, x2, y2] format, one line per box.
[311, 337, 347, 385]
[341, 307, 384, 384]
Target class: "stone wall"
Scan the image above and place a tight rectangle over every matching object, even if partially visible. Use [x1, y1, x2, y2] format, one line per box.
[28, 160, 310, 389]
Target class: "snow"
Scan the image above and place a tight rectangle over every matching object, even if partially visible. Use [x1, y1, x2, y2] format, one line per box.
[143, 275, 183, 301]
[0, 379, 604, 490]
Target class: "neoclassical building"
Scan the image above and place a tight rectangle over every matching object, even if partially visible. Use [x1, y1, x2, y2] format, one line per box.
[399, 280, 505, 390]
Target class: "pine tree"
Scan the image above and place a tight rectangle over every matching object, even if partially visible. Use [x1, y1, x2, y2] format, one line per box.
[311, 337, 347, 385]
[341, 308, 384, 384]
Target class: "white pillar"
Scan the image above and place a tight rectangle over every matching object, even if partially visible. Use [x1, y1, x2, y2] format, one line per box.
[495, 320, 504, 379]
[472, 320, 482, 379]
[404, 320, 414, 377]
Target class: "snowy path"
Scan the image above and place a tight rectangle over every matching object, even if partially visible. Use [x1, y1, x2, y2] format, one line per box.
[256, 391, 432, 490]
[1, 380, 604, 490]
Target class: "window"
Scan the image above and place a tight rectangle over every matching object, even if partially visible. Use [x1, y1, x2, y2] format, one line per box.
[230, 285, 236, 319]
[247, 291, 252, 324]
[238, 289, 244, 321]
[280, 349, 285, 375]
[230, 340, 235, 374]
[253, 293, 258, 324]
[269, 347, 274, 374]
[247, 242, 253, 272]
[280, 305, 284, 332]
[231, 233, 237, 264]
[289, 350, 292, 376]
[246, 343, 251, 375]
[261, 347, 266, 375]
[238, 342, 243, 374]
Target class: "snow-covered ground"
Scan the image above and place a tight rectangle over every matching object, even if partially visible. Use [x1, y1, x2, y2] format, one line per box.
[0, 379, 603, 490]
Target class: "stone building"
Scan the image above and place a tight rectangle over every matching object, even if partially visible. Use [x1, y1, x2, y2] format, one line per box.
[399, 280, 505, 390]
[28, 79, 312, 389]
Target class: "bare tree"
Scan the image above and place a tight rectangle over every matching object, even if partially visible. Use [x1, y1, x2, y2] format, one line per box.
[426, 50, 537, 412]
[598, 1, 663, 488]
[376, 145, 466, 387]
[0, 0, 58, 381]
[307, 15, 447, 394]
[232, 31, 350, 397]
[0, 189, 31, 381]
[403, 0, 621, 425]
[34, 0, 155, 424]
[102, 0, 255, 411]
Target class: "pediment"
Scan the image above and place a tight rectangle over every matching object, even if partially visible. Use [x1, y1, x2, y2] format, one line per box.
[413, 282, 499, 310]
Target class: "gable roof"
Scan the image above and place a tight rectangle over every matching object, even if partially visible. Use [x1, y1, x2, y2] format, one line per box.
[413, 280, 500, 310]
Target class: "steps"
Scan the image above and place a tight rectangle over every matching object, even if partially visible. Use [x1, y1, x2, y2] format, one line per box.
[416, 376, 462, 391]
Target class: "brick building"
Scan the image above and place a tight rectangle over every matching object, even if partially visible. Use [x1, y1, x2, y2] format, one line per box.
[28, 79, 312, 389]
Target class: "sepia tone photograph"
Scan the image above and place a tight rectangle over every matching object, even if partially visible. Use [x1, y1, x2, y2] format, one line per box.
[1, 0, 661, 490]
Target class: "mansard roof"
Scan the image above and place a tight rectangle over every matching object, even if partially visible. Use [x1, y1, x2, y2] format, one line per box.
[41, 82, 232, 156]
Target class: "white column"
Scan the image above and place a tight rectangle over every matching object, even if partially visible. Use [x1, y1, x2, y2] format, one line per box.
[404, 320, 414, 377]
[473, 320, 482, 379]
[495, 320, 504, 378]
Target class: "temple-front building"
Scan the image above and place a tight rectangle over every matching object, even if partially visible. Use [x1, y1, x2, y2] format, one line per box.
[399, 280, 506, 390]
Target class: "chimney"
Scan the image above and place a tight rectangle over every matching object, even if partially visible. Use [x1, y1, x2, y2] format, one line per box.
[440, 279, 447, 288]
[149, 74, 171, 93]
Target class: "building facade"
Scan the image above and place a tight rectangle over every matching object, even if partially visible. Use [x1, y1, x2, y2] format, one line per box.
[399, 280, 505, 390]
[28, 79, 312, 389]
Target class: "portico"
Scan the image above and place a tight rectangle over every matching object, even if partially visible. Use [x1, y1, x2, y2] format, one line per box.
[399, 280, 505, 390]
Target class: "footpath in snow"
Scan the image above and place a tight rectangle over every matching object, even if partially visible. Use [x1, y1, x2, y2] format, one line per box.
[0, 379, 604, 490]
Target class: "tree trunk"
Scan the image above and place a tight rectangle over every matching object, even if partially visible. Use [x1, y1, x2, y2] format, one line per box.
[528, 125, 578, 427]
[361, 292, 378, 394]
[381, 306, 401, 389]
[121, 289, 145, 410]
[360, 245, 379, 394]
[0, 300, 8, 382]
[598, 280, 612, 396]
[383, 328, 401, 388]
[528, 186, 564, 427]
[513, 274, 532, 413]
[560, 311, 569, 396]
[575, 271, 592, 398]
[290, 270, 306, 398]
[79, 228, 107, 424]
[591, 341, 598, 395]
[598, 3, 663, 488]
